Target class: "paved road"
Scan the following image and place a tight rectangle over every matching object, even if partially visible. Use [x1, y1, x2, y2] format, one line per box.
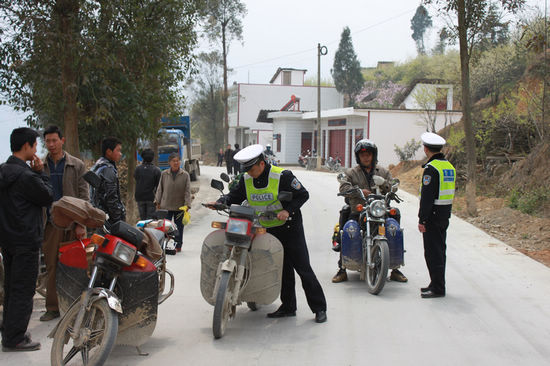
[2, 165, 550, 365]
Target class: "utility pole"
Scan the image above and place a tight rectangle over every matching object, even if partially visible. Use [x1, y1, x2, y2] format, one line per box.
[317, 43, 327, 169]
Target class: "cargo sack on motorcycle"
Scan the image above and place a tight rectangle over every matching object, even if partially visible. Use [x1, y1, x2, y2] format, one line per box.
[51, 196, 106, 229]
[140, 228, 163, 261]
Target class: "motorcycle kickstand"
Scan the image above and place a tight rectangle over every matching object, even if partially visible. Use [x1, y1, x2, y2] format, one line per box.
[136, 346, 149, 356]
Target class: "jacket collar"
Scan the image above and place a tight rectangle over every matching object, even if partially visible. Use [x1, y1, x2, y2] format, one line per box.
[422, 152, 446, 168]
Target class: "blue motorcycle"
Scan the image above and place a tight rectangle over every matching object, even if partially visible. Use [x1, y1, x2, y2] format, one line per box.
[337, 175, 405, 295]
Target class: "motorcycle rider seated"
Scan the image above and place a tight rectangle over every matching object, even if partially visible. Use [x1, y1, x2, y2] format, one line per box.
[332, 139, 408, 283]
[264, 144, 274, 156]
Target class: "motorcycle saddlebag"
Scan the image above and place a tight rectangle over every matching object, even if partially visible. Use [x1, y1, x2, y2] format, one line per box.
[386, 217, 404, 268]
[341, 219, 362, 271]
[110, 221, 145, 248]
[51, 196, 106, 229]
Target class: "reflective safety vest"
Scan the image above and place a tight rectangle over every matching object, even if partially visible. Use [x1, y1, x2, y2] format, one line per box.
[244, 165, 286, 227]
[426, 159, 456, 205]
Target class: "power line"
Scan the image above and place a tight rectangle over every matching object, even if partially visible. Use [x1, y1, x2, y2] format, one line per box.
[232, 7, 417, 70]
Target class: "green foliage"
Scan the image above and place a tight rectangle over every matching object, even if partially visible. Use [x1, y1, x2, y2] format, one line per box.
[331, 26, 364, 107]
[508, 187, 550, 215]
[411, 5, 433, 55]
[394, 139, 423, 161]
[304, 76, 334, 87]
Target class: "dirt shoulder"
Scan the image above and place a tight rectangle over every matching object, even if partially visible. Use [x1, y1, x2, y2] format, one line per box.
[391, 162, 550, 267]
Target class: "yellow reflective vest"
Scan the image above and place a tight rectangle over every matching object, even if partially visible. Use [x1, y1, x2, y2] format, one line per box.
[427, 159, 456, 205]
[244, 165, 286, 227]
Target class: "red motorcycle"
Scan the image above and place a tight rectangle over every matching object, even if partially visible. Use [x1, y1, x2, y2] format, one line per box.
[48, 195, 173, 365]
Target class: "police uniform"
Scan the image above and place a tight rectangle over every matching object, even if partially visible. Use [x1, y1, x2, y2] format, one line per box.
[418, 133, 456, 298]
[220, 145, 327, 321]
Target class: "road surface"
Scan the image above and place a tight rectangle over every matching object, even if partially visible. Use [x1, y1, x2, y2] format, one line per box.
[2, 165, 549, 365]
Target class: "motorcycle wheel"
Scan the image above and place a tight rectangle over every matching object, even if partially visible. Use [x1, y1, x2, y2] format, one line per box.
[366, 239, 390, 295]
[51, 298, 118, 366]
[213, 270, 235, 339]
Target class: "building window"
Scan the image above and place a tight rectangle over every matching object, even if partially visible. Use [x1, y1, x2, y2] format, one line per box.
[355, 129, 363, 143]
[328, 118, 346, 127]
[282, 71, 291, 85]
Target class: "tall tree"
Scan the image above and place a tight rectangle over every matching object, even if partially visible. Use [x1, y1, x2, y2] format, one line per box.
[411, 5, 433, 55]
[189, 51, 225, 156]
[331, 26, 364, 107]
[423, 0, 526, 216]
[202, 0, 247, 145]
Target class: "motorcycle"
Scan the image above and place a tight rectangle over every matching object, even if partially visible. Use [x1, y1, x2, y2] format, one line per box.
[336, 174, 404, 295]
[48, 182, 174, 365]
[0, 250, 3, 304]
[325, 156, 342, 172]
[200, 179, 290, 339]
[298, 150, 310, 168]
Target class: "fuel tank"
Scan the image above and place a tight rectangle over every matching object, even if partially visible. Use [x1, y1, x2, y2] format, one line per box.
[341, 219, 363, 271]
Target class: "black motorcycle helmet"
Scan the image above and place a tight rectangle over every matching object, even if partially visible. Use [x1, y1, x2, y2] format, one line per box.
[354, 139, 378, 166]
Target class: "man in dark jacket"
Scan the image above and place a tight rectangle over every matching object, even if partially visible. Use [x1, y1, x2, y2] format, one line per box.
[134, 148, 161, 220]
[233, 143, 241, 174]
[0, 127, 54, 352]
[224, 144, 234, 175]
[90, 137, 125, 225]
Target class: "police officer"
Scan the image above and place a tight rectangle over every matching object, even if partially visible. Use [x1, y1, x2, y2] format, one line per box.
[418, 132, 456, 299]
[210, 144, 327, 323]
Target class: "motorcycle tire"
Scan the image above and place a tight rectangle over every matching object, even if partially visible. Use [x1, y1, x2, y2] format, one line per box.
[247, 302, 258, 311]
[213, 270, 235, 339]
[366, 239, 390, 295]
[51, 297, 118, 366]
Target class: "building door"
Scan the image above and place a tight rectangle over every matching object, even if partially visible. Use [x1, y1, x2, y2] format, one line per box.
[301, 132, 312, 154]
[329, 129, 346, 166]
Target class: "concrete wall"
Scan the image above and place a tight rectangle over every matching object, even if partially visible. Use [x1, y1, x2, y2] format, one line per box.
[271, 112, 314, 164]
[270, 69, 306, 86]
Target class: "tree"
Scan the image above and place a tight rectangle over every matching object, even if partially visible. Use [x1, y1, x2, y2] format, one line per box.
[423, 0, 526, 216]
[433, 28, 451, 54]
[332, 26, 364, 107]
[411, 5, 433, 55]
[189, 51, 225, 156]
[201, 0, 247, 145]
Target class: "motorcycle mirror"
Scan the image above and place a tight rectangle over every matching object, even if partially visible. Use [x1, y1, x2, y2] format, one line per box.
[372, 175, 385, 186]
[278, 191, 292, 202]
[83, 170, 102, 188]
[211, 179, 224, 192]
[336, 172, 348, 184]
[391, 178, 400, 192]
[220, 173, 230, 183]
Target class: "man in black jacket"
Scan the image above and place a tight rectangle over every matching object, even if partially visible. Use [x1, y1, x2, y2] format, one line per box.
[90, 137, 126, 225]
[224, 144, 234, 175]
[0, 127, 54, 352]
[134, 148, 161, 220]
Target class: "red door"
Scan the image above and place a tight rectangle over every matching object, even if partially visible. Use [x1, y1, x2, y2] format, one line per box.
[329, 130, 346, 166]
[301, 132, 312, 154]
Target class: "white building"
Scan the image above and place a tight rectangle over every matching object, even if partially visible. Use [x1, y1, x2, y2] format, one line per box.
[227, 68, 344, 147]
[268, 107, 462, 167]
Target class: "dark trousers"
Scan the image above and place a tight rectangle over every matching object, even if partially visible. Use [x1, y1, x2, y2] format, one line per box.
[422, 220, 449, 294]
[233, 162, 241, 174]
[167, 210, 184, 249]
[43, 223, 74, 312]
[1, 245, 39, 347]
[137, 201, 156, 220]
[226, 162, 233, 175]
[269, 223, 326, 313]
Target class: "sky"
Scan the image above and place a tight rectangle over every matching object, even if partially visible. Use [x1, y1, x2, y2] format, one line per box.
[0, 0, 547, 161]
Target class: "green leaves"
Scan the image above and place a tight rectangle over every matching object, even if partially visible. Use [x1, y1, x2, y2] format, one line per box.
[331, 26, 364, 107]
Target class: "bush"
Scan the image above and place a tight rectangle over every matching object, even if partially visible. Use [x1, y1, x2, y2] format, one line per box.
[394, 139, 422, 162]
[507, 187, 550, 215]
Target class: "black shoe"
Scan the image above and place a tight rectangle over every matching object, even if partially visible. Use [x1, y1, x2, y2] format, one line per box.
[2, 338, 41, 352]
[315, 311, 327, 323]
[421, 290, 445, 298]
[267, 307, 296, 318]
[421, 287, 431, 293]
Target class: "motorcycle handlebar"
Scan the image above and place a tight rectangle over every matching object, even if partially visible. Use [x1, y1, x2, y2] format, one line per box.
[202, 203, 229, 211]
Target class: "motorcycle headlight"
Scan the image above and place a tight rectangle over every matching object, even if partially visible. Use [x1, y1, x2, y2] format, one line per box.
[226, 219, 249, 236]
[369, 200, 386, 218]
[113, 241, 137, 266]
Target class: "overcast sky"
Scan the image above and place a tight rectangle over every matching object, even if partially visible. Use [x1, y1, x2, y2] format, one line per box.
[0, 0, 547, 161]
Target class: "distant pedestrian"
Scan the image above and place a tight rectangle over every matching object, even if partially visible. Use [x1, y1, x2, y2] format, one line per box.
[155, 153, 191, 252]
[224, 144, 234, 175]
[134, 148, 161, 220]
[0, 127, 53, 352]
[217, 148, 224, 167]
[418, 132, 456, 299]
[233, 143, 241, 173]
[41, 125, 88, 322]
[90, 137, 126, 226]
